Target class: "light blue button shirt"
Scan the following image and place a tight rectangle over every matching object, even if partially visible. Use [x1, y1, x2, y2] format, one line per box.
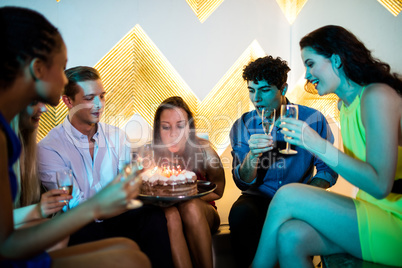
[38, 117, 131, 210]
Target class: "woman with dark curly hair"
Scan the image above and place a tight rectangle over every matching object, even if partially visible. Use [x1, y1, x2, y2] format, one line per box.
[252, 25, 402, 267]
[153, 96, 225, 268]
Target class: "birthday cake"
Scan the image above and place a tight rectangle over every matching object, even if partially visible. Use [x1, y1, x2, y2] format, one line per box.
[141, 166, 198, 197]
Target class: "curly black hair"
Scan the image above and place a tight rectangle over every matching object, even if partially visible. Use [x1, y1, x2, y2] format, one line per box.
[242, 56, 291, 90]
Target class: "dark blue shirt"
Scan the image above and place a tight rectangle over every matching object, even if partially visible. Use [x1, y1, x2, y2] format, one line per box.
[0, 112, 21, 201]
[230, 103, 338, 198]
[0, 114, 51, 267]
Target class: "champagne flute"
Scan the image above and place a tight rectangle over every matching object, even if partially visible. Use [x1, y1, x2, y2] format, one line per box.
[279, 104, 298, 155]
[56, 169, 74, 210]
[261, 108, 276, 136]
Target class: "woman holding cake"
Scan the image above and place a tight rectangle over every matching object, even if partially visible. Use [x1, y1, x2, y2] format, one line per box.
[153, 96, 225, 268]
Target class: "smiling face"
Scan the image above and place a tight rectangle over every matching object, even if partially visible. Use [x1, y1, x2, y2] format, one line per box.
[35, 42, 68, 106]
[67, 79, 106, 126]
[248, 80, 283, 117]
[301, 47, 341, 96]
[159, 108, 189, 155]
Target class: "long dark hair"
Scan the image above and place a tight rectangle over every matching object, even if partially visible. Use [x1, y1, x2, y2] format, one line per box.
[153, 96, 205, 171]
[0, 7, 63, 89]
[300, 25, 402, 95]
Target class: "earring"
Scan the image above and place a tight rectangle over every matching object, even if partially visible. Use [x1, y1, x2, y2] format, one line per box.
[335, 56, 342, 69]
[29, 61, 38, 82]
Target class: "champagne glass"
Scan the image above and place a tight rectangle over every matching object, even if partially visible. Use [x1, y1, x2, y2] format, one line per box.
[261, 108, 276, 136]
[56, 169, 73, 210]
[279, 104, 298, 155]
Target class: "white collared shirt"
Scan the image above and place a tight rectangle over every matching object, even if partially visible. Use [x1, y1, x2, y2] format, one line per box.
[38, 116, 131, 210]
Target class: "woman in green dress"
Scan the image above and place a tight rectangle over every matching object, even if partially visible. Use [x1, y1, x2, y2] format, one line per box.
[252, 25, 402, 268]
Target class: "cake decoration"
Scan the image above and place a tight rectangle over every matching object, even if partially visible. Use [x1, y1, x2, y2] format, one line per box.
[141, 165, 198, 196]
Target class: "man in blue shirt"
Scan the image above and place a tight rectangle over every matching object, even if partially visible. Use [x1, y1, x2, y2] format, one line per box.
[229, 56, 338, 268]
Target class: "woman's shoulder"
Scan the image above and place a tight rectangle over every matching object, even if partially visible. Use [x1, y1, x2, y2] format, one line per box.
[362, 83, 401, 111]
[362, 83, 401, 101]
[361, 83, 402, 123]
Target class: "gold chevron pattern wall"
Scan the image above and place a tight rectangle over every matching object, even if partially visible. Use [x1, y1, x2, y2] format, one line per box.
[39, 0, 401, 154]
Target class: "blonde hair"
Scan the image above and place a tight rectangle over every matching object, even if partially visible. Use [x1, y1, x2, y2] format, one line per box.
[11, 112, 41, 208]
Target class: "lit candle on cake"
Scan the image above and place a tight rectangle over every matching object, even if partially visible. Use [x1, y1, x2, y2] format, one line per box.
[140, 164, 198, 196]
[172, 166, 176, 176]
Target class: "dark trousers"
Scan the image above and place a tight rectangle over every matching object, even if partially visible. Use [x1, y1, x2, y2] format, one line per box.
[69, 204, 174, 268]
[229, 194, 272, 268]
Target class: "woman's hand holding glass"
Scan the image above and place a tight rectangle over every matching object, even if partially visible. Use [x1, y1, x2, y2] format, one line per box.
[56, 169, 74, 211]
[278, 117, 326, 155]
[39, 189, 72, 218]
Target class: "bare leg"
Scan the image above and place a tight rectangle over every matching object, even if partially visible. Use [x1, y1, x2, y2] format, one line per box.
[49, 237, 151, 268]
[15, 218, 70, 252]
[178, 199, 220, 268]
[164, 206, 193, 268]
[277, 219, 345, 268]
[252, 183, 361, 268]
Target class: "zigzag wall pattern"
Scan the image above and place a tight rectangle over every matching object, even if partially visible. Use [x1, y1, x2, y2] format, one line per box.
[186, 0, 225, 23]
[377, 0, 402, 16]
[36, 25, 341, 153]
[197, 40, 266, 153]
[36, 25, 266, 154]
[42, 0, 398, 149]
[287, 81, 340, 123]
[276, 0, 309, 24]
[38, 101, 68, 142]
[94, 25, 198, 133]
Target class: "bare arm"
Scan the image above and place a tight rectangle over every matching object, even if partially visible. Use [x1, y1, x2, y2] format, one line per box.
[280, 84, 400, 199]
[1, 149, 141, 260]
[200, 144, 225, 202]
[13, 204, 41, 226]
[13, 189, 70, 225]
